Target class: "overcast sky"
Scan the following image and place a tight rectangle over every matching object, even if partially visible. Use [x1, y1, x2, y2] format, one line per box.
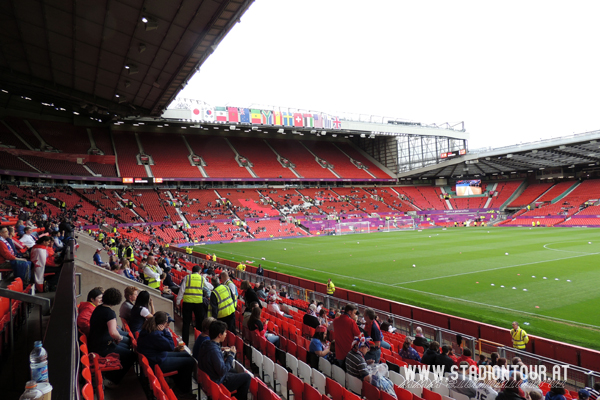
[179, 0, 600, 150]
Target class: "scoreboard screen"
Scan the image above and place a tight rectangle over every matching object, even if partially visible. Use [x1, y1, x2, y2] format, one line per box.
[456, 179, 482, 196]
[441, 149, 467, 159]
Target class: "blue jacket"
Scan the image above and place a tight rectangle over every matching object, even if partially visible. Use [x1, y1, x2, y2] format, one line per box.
[197, 340, 234, 384]
[137, 329, 174, 366]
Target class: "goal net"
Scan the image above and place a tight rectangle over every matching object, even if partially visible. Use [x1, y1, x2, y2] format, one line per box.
[384, 218, 416, 232]
[335, 221, 370, 235]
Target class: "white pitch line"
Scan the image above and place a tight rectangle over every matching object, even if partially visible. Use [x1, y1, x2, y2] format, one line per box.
[542, 241, 593, 254]
[393, 251, 600, 285]
[200, 247, 600, 329]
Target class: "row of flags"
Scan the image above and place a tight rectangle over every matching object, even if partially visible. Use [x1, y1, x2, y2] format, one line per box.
[191, 106, 343, 129]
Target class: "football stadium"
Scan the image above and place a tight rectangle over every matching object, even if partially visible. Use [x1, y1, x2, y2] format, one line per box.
[0, 1, 599, 400]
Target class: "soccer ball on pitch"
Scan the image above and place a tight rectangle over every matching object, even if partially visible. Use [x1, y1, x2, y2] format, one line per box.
[412, 264, 416, 268]
[284, 248, 286, 251]
[505, 252, 509, 255]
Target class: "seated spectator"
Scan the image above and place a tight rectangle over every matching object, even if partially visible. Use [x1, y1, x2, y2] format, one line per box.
[309, 325, 331, 359]
[0, 226, 31, 282]
[197, 321, 251, 400]
[345, 336, 373, 383]
[87, 288, 135, 386]
[579, 390, 592, 400]
[31, 236, 60, 293]
[192, 317, 215, 361]
[545, 384, 568, 400]
[583, 384, 600, 400]
[129, 290, 155, 333]
[475, 366, 499, 400]
[421, 341, 440, 367]
[478, 354, 489, 366]
[93, 248, 109, 269]
[119, 286, 139, 325]
[490, 352, 500, 366]
[266, 289, 292, 319]
[493, 358, 510, 381]
[77, 287, 104, 336]
[456, 348, 478, 371]
[399, 337, 421, 362]
[303, 304, 320, 329]
[137, 311, 195, 398]
[413, 326, 429, 349]
[496, 372, 527, 400]
[448, 361, 478, 398]
[255, 283, 267, 300]
[20, 227, 36, 248]
[247, 305, 280, 346]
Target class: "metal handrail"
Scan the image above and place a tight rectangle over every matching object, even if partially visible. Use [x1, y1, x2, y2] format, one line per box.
[0, 288, 51, 349]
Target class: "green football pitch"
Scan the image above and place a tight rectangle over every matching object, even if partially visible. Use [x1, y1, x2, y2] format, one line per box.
[195, 226, 600, 351]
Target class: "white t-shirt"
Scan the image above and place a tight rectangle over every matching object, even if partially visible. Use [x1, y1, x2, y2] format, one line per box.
[475, 383, 498, 400]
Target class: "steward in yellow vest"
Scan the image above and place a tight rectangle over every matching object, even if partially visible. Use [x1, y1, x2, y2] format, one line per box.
[510, 321, 529, 349]
[144, 263, 161, 289]
[177, 265, 208, 345]
[327, 279, 336, 295]
[210, 279, 236, 333]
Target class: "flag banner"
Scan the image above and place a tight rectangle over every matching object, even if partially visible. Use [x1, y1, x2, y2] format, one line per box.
[250, 109, 263, 124]
[203, 107, 215, 121]
[180, 103, 349, 130]
[303, 113, 314, 128]
[314, 114, 323, 128]
[215, 106, 227, 122]
[293, 113, 303, 127]
[228, 107, 239, 122]
[262, 109, 273, 125]
[239, 108, 250, 123]
[323, 114, 332, 129]
[283, 112, 294, 126]
[332, 116, 342, 130]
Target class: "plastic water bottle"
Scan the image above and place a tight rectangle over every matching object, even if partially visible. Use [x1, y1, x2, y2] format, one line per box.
[29, 341, 49, 383]
[19, 381, 43, 399]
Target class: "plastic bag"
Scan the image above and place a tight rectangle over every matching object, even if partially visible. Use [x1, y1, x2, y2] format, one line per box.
[368, 363, 397, 399]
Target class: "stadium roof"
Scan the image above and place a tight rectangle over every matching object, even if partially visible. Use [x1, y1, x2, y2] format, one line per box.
[0, 0, 253, 118]
[398, 130, 600, 180]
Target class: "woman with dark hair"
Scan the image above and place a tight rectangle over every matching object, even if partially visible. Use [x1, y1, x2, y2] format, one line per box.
[490, 352, 499, 366]
[137, 311, 195, 397]
[88, 287, 135, 386]
[247, 306, 280, 346]
[309, 325, 331, 358]
[77, 287, 104, 336]
[399, 337, 422, 362]
[129, 290, 155, 333]
[240, 280, 261, 314]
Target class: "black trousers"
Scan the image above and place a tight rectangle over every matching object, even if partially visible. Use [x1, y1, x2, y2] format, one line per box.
[218, 313, 236, 335]
[181, 302, 206, 345]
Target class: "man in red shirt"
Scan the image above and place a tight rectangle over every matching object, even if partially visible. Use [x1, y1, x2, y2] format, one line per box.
[332, 304, 360, 370]
[455, 348, 478, 372]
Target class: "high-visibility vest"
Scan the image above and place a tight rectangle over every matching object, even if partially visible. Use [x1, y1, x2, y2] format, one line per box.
[212, 254, 216, 262]
[144, 264, 160, 289]
[126, 246, 135, 262]
[327, 281, 335, 295]
[511, 328, 529, 349]
[110, 246, 118, 255]
[186, 247, 192, 254]
[213, 285, 235, 319]
[98, 233, 105, 241]
[183, 274, 204, 304]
